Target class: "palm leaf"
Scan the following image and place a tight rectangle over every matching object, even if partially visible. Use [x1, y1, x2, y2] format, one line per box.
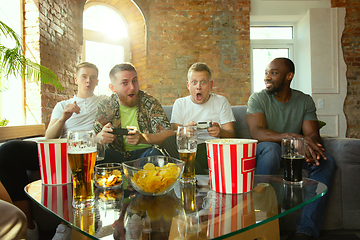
[0, 20, 64, 91]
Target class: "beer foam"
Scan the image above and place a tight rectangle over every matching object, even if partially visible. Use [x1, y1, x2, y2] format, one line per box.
[67, 147, 96, 154]
[178, 149, 197, 153]
[206, 139, 257, 144]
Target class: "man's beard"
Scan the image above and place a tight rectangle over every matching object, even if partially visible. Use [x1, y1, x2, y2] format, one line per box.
[265, 78, 286, 95]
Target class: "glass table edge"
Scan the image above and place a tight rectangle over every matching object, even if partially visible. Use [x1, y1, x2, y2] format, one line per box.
[24, 182, 99, 240]
[24, 175, 328, 240]
[213, 177, 328, 240]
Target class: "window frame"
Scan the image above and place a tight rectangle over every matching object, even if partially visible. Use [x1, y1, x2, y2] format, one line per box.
[250, 25, 296, 94]
[82, 2, 131, 62]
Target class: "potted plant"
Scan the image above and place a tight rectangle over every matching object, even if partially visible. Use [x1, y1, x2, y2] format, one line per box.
[0, 20, 64, 126]
[0, 20, 64, 91]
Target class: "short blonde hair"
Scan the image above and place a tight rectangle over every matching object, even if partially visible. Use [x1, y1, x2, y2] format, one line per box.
[187, 62, 212, 80]
[76, 62, 98, 76]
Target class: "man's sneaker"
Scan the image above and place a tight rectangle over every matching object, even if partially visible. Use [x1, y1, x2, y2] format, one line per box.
[52, 223, 72, 240]
[27, 221, 39, 240]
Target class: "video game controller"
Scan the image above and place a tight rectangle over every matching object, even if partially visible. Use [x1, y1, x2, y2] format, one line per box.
[110, 127, 131, 135]
[197, 121, 213, 129]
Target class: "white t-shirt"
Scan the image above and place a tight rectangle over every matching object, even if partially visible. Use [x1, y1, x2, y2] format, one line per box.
[50, 95, 107, 138]
[170, 94, 235, 144]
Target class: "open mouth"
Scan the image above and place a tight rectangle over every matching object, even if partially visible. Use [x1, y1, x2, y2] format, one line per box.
[196, 93, 202, 101]
[128, 94, 135, 99]
[265, 82, 273, 88]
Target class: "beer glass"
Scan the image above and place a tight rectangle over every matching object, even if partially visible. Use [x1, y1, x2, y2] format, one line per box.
[180, 182, 200, 235]
[67, 130, 97, 208]
[177, 126, 198, 183]
[281, 137, 305, 184]
[96, 136, 105, 161]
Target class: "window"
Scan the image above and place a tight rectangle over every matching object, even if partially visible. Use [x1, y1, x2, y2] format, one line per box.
[83, 4, 131, 96]
[0, 0, 25, 126]
[250, 27, 294, 93]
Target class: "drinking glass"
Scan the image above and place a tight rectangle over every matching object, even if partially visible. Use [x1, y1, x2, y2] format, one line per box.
[67, 130, 97, 208]
[176, 126, 198, 183]
[180, 182, 200, 235]
[96, 136, 105, 161]
[281, 137, 306, 184]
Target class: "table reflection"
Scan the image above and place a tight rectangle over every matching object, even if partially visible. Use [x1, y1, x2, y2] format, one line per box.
[25, 175, 327, 240]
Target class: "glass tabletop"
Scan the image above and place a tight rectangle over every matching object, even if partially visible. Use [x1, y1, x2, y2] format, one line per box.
[25, 175, 327, 240]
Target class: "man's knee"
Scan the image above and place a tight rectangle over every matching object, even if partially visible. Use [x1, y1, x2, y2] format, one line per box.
[256, 142, 281, 175]
[257, 142, 281, 156]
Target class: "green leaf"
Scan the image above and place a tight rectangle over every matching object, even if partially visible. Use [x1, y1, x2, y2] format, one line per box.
[319, 120, 326, 129]
[0, 20, 64, 91]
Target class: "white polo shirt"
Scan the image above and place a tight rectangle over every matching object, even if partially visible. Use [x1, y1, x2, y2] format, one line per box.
[50, 95, 107, 138]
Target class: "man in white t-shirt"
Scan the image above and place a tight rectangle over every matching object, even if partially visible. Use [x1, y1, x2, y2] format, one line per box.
[0, 62, 105, 240]
[170, 62, 236, 174]
[45, 62, 106, 139]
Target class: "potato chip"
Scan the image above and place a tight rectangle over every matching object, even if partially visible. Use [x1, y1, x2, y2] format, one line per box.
[143, 163, 156, 170]
[95, 170, 123, 188]
[131, 162, 181, 194]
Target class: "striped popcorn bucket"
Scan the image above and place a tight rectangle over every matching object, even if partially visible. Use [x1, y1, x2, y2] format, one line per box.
[206, 139, 258, 194]
[37, 139, 73, 185]
[41, 184, 73, 221]
[206, 190, 255, 239]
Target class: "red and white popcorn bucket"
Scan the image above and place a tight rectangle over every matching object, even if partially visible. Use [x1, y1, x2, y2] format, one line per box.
[206, 191, 255, 239]
[41, 184, 73, 221]
[206, 139, 258, 194]
[37, 139, 72, 185]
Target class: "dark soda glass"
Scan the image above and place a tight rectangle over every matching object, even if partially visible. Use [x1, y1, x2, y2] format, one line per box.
[283, 155, 304, 182]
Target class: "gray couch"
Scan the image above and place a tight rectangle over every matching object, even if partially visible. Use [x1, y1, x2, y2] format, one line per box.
[162, 105, 360, 231]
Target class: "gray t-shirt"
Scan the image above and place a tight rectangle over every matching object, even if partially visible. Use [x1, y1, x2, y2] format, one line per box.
[246, 89, 318, 134]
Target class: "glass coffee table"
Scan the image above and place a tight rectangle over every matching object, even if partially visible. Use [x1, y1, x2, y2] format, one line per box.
[25, 175, 327, 240]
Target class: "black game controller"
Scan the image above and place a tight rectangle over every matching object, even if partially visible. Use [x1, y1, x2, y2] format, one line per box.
[197, 121, 213, 129]
[110, 127, 130, 135]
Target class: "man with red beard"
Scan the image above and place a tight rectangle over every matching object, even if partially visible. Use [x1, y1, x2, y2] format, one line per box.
[93, 63, 174, 162]
[170, 62, 235, 174]
[246, 58, 335, 240]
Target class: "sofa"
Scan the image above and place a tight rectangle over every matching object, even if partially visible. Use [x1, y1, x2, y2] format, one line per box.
[162, 104, 360, 231]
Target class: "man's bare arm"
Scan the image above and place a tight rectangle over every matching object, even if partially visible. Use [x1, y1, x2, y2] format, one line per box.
[246, 113, 291, 143]
[208, 122, 235, 138]
[171, 123, 182, 132]
[45, 119, 65, 139]
[45, 101, 80, 139]
[301, 120, 326, 165]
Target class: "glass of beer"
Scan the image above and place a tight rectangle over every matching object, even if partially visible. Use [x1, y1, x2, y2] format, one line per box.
[67, 130, 97, 208]
[176, 126, 197, 183]
[281, 137, 305, 184]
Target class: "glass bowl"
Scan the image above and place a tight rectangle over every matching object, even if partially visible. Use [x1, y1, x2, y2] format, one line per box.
[94, 163, 123, 189]
[122, 155, 185, 196]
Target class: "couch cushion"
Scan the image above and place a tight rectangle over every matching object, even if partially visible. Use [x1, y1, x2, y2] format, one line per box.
[231, 105, 251, 139]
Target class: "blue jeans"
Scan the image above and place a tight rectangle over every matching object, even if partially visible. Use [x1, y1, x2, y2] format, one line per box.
[256, 142, 335, 237]
[103, 147, 163, 163]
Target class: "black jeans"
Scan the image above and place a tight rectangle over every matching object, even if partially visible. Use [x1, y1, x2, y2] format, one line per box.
[0, 140, 39, 201]
[161, 135, 208, 175]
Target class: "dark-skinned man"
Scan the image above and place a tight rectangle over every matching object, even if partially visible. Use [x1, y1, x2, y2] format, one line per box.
[246, 57, 335, 240]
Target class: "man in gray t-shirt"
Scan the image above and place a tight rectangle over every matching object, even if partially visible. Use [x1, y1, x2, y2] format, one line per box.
[246, 58, 335, 240]
[247, 89, 317, 134]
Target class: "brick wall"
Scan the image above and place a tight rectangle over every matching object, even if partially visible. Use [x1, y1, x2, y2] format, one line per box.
[24, 0, 84, 127]
[136, 0, 251, 105]
[85, 0, 251, 106]
[31, 0, 359, 139]
[331, 0, 360, 138]
[31, 0, 251, 127]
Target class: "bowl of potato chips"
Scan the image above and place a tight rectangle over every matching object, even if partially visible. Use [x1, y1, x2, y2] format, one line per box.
[122, 156, 185, 196]
[94, 163, 123, 189]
